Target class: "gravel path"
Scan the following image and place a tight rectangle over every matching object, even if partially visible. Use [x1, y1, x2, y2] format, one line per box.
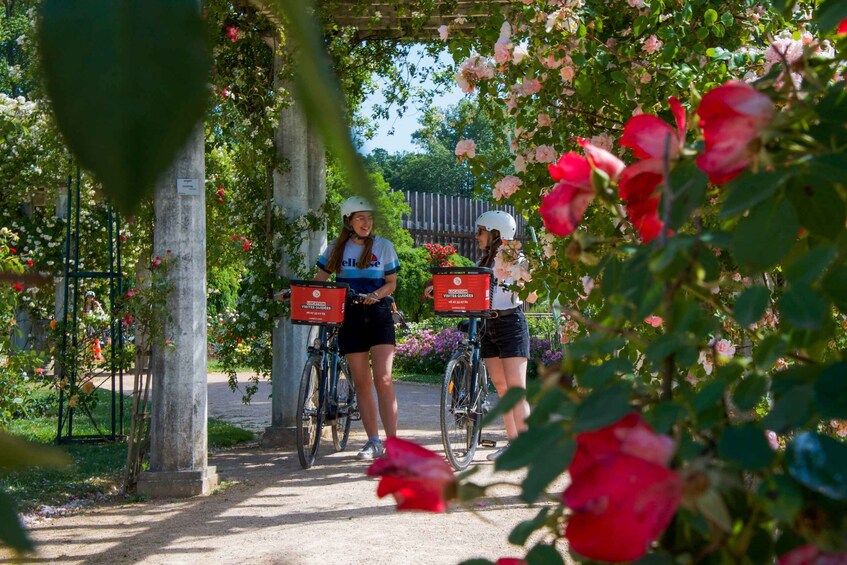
[2, 372, 568, 565]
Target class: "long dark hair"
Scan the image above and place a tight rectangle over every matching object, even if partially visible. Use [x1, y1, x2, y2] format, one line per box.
[478, 229, 502, 268]
[325, 220, 375, 273]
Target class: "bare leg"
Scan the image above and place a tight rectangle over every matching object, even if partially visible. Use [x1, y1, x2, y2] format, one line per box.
[501, 357, 530, 434]
[346, 352, 379, 438]
[484, 357, 518, 439]
[370, 344, 398, 438]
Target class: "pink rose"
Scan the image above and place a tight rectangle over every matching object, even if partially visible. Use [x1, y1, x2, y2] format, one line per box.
[644, 315, 663, 328]
[455, 139, 477, 159]
[493, 175, 522, 201]
[715, 338, 735, 359]
[643, 34, 663, 54]
[535, 144, 557, 163]
[437, 25, 448, 40]
[777, 545, 847, 565]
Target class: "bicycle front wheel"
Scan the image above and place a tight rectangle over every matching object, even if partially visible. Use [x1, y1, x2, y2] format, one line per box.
[296, 357, 324, 468]
[331, 359, 354, 452]
[440, 353, 480, 470]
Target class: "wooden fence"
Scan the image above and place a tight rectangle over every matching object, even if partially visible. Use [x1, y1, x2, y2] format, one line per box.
[401, 191, 527, 259]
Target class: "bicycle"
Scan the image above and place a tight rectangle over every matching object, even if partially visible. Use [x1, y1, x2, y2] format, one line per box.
[286, 281, 396, 469]
[295, 321, 359, 469]
[429, 266, 497, 470]
[440, 317, 498, 470]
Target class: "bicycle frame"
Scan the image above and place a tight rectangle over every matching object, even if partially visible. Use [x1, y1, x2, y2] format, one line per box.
[307, 325, 346, 419]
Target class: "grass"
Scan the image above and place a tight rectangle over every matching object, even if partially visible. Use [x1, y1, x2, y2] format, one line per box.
[1, 387, 254, 514]
[393, 372, 442, 385]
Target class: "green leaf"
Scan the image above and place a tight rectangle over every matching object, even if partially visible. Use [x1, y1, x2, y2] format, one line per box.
[786, 432, 847, 501]
[731, 198, 799, 272]
[779, 284, 828, 330]
[38, 0, 210, 215]
[822, 266, 847, 314]
[733, 373, 769, 412]
[526, 543, 565, 565]
[718, 424, 775, 471]
[644, 402, 686, 434]
[816, 0, 847, 34]
[481, 387, 525, 429]
[719, 171, 783, 219]
[814, 361, 847, 418]
[753, 334, 788, 369]
[733, 286, 771, 327]
[696, 27, 710, 40]
[508, 508, 550, 546]
[694, 379, 726, 414]
[763, 385, 814, 433]
[0, 490, 32, 553]
[496, 423, 565, 472]
[695, 488, 733, 532]
[262, 1, 376, 207]
[667, 162, 708, 231]
[579, 358, 629, 389]
[521, 439, 574, 503]
[0, 431, 71, 470]
[783, 245, 837, 285]
[703, 8, 718, 25]
[758, 474, 804, 523]
[787, 180, 846, 241]
[573, 385, 632, 432]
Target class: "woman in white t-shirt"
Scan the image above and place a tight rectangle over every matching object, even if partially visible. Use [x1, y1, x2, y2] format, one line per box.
[473, 211, 531, 461]
[313, 196, 400, 460]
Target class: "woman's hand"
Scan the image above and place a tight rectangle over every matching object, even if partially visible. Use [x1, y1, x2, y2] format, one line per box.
[274, 289, 291, 302]
[363, 291, 380, 305]
[424, 284, 434, 300]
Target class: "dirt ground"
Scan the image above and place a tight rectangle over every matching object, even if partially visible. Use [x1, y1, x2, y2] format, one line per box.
[2, 373, 569, 565]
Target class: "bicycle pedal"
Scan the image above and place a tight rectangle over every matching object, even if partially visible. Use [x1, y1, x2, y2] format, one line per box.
[480, 439, 497, 448]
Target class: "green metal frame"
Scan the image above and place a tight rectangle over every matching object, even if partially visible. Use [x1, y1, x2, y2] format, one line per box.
[56, 167, 126, 444]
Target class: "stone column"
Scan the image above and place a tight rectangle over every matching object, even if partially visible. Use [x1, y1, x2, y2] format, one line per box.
[262, 46, 327, 447]
[138, 127, 218, 497]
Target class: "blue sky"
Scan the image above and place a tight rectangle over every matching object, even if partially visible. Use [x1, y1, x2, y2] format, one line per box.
[359, 48, 464, 155]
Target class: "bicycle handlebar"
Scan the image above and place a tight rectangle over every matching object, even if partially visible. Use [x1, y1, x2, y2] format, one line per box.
[274, 288, 394, 305]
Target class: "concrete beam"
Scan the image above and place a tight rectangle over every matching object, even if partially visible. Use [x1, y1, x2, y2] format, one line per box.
[138, 126, 218, 497]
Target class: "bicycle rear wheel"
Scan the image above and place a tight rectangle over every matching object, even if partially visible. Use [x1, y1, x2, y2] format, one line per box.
[331, 359, 354, 452]
[296, 357, 324, 468]
[440, 353, 480, 470]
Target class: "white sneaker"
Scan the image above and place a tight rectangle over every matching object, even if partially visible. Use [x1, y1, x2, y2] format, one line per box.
[356, 439, 385, 460]
[487, 445, 508, 461]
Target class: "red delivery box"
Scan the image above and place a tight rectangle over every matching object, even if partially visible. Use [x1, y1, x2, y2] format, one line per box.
[289, 280, 348, 326]
[430, 267, 494, 317]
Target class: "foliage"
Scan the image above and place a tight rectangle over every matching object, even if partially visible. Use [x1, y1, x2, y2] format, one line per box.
[363, 1, 847, 564]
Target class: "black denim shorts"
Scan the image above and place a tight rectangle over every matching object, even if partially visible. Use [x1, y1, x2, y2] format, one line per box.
[480, 309, 530, 359]
[338, 301, 396, 354]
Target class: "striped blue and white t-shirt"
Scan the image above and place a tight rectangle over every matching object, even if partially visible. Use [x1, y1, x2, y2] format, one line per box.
[317, 236, 400, 295]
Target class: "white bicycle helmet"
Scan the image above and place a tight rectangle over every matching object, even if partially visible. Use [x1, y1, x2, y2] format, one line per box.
[340, 196, 374, 222]
[476, 210, 517, 240]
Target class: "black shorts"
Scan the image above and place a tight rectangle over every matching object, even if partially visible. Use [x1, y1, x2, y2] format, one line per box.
[338, 301, 396, 355]
[480, 309, 530, 359]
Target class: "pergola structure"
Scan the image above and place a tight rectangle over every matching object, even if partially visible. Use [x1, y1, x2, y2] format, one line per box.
[138, 0, 509, 497]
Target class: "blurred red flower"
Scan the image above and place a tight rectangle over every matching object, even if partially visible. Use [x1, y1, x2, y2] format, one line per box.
[542, 142, 624, 237]
[563, 413, 681, 563]
[11, 282, 23, 292]
[367, 437, 457, 512]
[226, 26, 240, 42]
[839, 17, 847, 35]
[25, 259, 34, 267]
[695, 80, 774, 185]
[618, 97, 686, 243]
[777, 544, 847, 565]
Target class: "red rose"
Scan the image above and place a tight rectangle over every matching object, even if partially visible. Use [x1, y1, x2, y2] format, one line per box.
[839, 17, 847, 35]
[695, 80, 774, 185]
[9, 247, 16, 254]
[617, 97, 686, 242]
[496, 559, 528, 565]
[562, 413, 681, 562]
[367, 437, 457, 512]
[11, 282, 23, 292]
[226, 25, 240, 42]
[777, 544, 847, 565]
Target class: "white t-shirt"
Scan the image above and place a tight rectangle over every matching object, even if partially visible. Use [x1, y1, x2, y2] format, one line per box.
[317, 236, 400, 295]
